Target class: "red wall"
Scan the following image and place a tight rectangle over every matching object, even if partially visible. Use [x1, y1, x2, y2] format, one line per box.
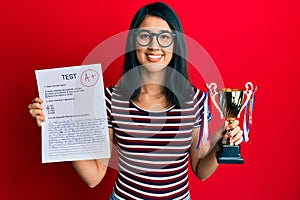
[1, 0, 299, 199]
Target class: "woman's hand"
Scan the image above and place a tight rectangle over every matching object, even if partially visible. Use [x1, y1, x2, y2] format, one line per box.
[28, 97, 45, 127]
[222, 119, 244, 146]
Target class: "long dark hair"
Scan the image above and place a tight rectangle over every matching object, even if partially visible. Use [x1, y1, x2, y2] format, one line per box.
[118, 2, 193, 106]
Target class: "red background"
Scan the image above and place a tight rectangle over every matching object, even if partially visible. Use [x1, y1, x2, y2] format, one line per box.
[1, 0, 299, 199]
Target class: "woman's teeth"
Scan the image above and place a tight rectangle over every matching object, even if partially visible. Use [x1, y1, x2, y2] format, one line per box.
[147, 55, 162, 59]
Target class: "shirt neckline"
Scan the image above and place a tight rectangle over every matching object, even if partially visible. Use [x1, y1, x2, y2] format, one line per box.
[130, 100, 176, 113]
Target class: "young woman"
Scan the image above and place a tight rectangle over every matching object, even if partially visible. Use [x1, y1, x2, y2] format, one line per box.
[28, 2, 243, 200]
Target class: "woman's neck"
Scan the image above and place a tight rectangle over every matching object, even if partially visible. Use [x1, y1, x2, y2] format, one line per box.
[133, 66, 171, 111]
[140, 66, 166, 85]
[134, 84, 169, 111]
[140, 83, 165, 97]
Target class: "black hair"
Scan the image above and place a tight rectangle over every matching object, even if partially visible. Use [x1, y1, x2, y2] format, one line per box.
[118, 2, 193, 106]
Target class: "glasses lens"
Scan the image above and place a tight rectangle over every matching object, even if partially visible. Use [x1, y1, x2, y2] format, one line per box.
[135, 30, 175, 47]
[136, 31, 151, 46]
[158, 32, 174, 47]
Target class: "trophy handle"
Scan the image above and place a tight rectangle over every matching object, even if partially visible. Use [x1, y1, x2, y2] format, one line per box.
[238, 82, 253, 118]
[206, 83, 224, 119]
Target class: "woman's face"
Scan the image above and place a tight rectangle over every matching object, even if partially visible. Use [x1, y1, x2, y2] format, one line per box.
[136, 15, 174, 73]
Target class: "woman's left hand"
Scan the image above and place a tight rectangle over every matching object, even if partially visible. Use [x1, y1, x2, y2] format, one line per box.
[222, 119, 244, 146]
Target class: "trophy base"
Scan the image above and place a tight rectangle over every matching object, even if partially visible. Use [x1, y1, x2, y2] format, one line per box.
[216, 144, 244, 164]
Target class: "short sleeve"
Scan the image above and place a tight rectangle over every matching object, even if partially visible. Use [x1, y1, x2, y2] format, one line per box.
[192, 88, 211, 128]
[105, 87, 114, 128]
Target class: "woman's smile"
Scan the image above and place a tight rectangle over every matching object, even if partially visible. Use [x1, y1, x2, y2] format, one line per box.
[146, 53, 163, 62]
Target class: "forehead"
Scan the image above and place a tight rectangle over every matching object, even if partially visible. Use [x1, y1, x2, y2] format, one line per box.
[138, 15, 171, 32]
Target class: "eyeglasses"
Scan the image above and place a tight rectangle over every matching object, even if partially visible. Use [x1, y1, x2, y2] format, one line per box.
[135, 30, 176, 48]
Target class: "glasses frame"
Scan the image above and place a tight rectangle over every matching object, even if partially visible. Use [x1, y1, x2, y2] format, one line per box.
[135, 30, 176, 48]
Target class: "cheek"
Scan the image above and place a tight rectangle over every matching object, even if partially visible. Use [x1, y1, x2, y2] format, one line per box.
[136, 49, 144, 63]
[164, 49, 174, 63]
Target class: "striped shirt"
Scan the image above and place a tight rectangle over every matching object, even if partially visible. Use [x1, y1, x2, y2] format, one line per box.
[105, 86, 205, 200]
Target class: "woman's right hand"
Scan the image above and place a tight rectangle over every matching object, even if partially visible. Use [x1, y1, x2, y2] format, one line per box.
[28, 97, 45, 127]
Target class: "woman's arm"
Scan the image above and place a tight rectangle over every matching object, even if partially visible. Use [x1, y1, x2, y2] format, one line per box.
[189, 120, 243, 181]
[72, 128, 114, 188]
[189, 127, 219, 181]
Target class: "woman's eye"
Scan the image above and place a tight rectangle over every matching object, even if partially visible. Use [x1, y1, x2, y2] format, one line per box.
[160, 35, 170, 39]
[140, 34, 150, 39]
[160, 34, 172, 42]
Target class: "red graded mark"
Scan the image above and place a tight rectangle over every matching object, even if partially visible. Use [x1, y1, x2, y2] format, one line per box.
[80, 69, 99, 87]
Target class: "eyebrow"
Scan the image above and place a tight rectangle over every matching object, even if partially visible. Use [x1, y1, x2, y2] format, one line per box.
[137, 29, 172, 33]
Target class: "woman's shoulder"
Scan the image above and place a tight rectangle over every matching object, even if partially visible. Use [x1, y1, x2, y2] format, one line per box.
[191, 85, 205, 98]
[104, 86, 116, 98]
[105, 86, 115, 92]
[105, 85, 123, 99]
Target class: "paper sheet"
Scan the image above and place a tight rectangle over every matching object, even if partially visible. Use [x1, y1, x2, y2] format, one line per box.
[35, 64, 110, 163]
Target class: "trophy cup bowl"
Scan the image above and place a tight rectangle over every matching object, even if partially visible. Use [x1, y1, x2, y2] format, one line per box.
[206, 82, 254, 164]
[219, 89, 244, 121]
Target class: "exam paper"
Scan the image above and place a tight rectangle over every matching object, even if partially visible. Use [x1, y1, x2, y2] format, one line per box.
[35, 64, 110, 163]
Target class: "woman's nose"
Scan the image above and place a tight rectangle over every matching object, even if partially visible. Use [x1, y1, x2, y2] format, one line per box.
[148, 36, 160, 50]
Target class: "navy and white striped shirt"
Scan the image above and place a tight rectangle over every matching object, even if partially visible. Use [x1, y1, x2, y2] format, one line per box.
[105, 86, 205, 200]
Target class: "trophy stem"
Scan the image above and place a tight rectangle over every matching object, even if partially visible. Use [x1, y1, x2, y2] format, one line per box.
[222, 118, 235, 145]
[217, 118, 244, 164]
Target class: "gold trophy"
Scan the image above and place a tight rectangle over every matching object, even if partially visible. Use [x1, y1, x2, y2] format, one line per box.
[206, 82, 256, 164]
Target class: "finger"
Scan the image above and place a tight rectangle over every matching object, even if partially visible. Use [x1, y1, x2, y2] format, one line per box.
[225, 125, 241, 145]
[234, 130, 244, 145]
[36, 115, 45, 127]
[37, 120, 42, 127]
[226, 126, 241, 138]
[28, 102, 44, 111]
[32, 97, 43, 104]
[29, 108, 44, 118]
[228, 119, 239, 130]
[221, 130, 230, 144]
[229, 130, 243, 145]
[36, 115, 45, 122]
[227, 130, 237, 146]
[224, 120, 230, 131]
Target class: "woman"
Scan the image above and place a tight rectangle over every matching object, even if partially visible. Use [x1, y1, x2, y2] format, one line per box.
[28, 2, 243, 200]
